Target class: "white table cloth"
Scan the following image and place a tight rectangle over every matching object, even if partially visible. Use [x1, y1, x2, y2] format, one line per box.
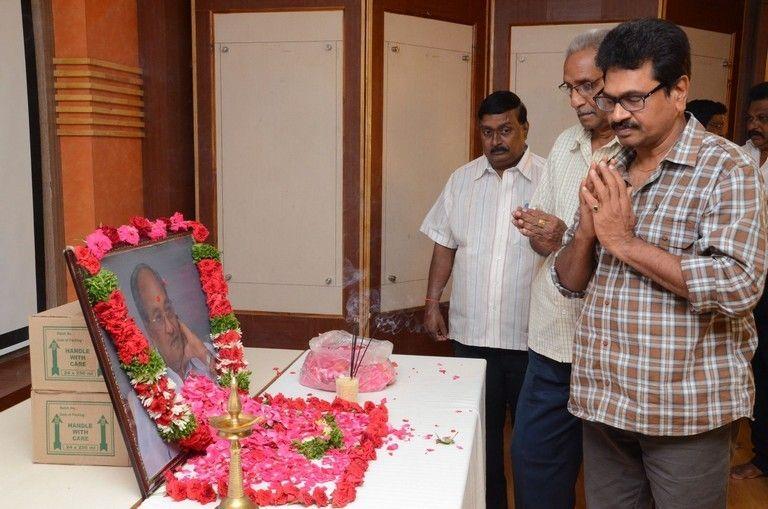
[0, 349, 486, 509]
[0, 348, 304, 509]
[140, 352, 487, 509]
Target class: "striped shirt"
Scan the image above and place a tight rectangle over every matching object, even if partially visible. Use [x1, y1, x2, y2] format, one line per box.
[742, 139, 768, 185]
[552, 116, 767, 436]
[421, 149, 545, 350]
[528, 125, 622, 363]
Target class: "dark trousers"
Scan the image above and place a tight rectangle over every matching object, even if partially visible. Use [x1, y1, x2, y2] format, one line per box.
[582, 421, 731, 509]
[511, 349, 582, 509]
[751, 291, 768, 472]
[453, 341, 528, 509]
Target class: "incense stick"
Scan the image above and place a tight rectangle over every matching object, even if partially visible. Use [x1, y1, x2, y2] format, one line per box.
[353, 336, 373, 378]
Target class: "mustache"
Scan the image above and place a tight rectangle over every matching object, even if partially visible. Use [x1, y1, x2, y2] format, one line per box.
[577, 108, 596, 116]
[748, 130, 764, 138]
[490, 145, 509, 154]
[611, 120, 639, 131]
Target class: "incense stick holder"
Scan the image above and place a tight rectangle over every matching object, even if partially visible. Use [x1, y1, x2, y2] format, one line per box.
[335, 375, 359, 402]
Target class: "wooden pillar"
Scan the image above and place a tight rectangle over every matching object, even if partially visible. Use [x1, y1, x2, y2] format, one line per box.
[51, 0, 144, 298]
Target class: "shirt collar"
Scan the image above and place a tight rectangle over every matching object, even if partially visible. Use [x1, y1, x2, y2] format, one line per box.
[475, 148, 533, 181]
[569, 124, 621, 153]
[611, 113, 703, 173]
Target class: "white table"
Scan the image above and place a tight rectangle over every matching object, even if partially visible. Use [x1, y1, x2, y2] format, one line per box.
[0, 349, 486, 509]
[0, 348, 304, 509]
[140, 352, 487, 509]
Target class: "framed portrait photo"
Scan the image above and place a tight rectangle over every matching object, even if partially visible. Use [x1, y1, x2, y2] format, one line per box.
[64, 217, 248, 498]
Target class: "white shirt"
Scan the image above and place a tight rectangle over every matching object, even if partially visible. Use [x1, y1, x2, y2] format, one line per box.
[420, 149, 545, 350]
[742, 139, 768, 185]
[527, 125, 622, 363]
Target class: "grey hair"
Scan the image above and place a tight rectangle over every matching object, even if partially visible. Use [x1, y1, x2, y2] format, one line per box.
[566, 29, 610, 58]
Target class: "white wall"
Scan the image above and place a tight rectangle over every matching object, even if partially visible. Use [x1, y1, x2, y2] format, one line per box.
[0, 0, 37, 349]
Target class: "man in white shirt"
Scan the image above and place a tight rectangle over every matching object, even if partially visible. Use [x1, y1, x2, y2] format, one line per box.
[421, 90, 545, 509]
[510, 30, 621, 509]
[732, 80, 768, 481]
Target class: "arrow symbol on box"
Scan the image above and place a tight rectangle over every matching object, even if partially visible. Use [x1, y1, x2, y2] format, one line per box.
[51, 414, 62, 450]
[97, 415, 108, 451]
[49, 340, 60, 376]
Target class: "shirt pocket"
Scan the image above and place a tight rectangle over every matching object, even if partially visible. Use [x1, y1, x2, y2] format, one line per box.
[653, 216, 699, 255]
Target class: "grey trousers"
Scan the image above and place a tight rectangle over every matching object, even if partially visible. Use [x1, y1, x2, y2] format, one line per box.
[582, 420, 731, 509]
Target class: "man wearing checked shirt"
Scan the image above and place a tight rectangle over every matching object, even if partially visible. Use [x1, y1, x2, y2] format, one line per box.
[554, 19, 766, 508]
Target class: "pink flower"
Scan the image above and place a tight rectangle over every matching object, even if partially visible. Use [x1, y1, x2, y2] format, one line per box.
[169, 212, 188, 232]
[149, 219, 167, 240]
[117, 225, 140, 245]
[85, 230, 113, 260]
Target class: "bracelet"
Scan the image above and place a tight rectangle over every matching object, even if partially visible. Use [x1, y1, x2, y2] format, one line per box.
[425, 297, 440, 303]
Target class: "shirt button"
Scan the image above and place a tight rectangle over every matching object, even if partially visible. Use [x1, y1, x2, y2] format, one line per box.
[602, 340, 608, 348]
[604, 300, 612, 307]
[662, 235, 669, 241]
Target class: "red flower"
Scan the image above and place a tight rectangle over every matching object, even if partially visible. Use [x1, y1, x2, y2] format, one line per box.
[217, 477, 228, 498]
[74, 245, 101, 275]
[164, 472, 187, 501]
[297, 489, 314, 505]
[251, 489, 274, 506]
[99, 225, 121, 245]
[214, 330, 241, 347]
[312, 487, 330, 507]
[331, 481, 356, 507]
[131, 216, 153, 237]
[179, 423, 214, 452]
[207, 293, 233, 317]
[187, 479, 217, 504]
[218, 347, 244, 362]
[190, 221, 209, 242]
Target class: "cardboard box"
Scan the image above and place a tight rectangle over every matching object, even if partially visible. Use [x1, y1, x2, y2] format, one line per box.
[31, 390, 130, 466]
[29, 301, 107, 392]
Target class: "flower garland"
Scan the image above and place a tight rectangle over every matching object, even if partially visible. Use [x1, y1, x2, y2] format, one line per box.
[164, 376, 395, 507]
[72, 212, 250, 450]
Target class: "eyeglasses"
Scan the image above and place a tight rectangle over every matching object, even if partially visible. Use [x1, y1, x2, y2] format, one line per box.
[745, 114, 768, 126]
[557, 78, 602, 99]
[594, 83, 666, 112]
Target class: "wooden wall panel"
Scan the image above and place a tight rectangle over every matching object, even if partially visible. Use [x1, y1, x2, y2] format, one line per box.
[137, 0, 195, 220]
[491, 0, 659, 90]
[368, 0, 487, 355]
[664, 0, 746, 140]
[194, 0, 362, 352]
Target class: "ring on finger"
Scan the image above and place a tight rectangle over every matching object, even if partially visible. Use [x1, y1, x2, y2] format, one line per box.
[537, 218, 547, 227]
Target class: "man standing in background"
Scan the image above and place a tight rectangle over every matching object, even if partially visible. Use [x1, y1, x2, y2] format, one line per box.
[510, 29, 621, 509]
[422, 91, 545, 509]
[732, 80, 768, 481]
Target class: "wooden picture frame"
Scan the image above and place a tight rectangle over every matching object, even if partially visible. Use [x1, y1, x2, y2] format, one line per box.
[65, 233, 219, 497]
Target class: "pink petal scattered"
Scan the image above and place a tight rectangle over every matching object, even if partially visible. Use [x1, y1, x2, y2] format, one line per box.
[386, 444, 398, 451]
[455, 410, 463, 413]
[452, 375, 460, 381]
[456, 445, 464, 450]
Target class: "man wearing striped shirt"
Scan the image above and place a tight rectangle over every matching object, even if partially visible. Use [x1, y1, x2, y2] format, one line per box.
[421, 90, 545, 509]
[510, 29, 620, 509]
[554, 19, 766, 508]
